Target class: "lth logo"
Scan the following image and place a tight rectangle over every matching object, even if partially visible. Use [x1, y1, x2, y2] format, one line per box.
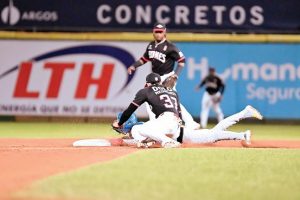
[1, 0, 20, 25]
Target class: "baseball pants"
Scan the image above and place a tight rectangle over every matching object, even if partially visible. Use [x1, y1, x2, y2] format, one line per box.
[200, 91, 224, 128]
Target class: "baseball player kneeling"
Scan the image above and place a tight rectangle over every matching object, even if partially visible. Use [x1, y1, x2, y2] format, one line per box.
[112, 72, 183, 148]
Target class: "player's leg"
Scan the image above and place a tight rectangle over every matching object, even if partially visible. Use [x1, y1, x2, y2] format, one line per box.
[211, 92, 224, 122]
[180, 103, 200, 129]
[183, 128, 250, 144]
[183, 128, 216, 143]
[200, 92, 211, 128]
[131, 113, 180, 147]
[211, 105, 263, 132]
[212, 103, 224, 122]
[214, 130, 248, 141]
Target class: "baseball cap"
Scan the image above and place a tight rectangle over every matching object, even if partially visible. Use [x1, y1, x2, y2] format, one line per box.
[209, 67, 215, 72]
[146, 73, 161, 84]
[153, 22, 166, 32]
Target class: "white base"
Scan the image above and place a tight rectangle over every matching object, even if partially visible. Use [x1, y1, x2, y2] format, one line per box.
[73, 139, 112, 147]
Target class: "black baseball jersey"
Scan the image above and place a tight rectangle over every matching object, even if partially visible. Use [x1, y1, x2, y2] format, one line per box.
[199, 75, 225, 95]
[133, 84, 180, 118]
[118, 84, 181, 125]
[140, 40, 185, 76]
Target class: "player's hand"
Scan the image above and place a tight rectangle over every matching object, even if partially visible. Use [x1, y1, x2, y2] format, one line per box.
[214, 96, 222, 103]
[127, 66, 136, 75]
[112, 120, 120, 128]
[162, 75, 177, 88]
[112, 120, 124, 134]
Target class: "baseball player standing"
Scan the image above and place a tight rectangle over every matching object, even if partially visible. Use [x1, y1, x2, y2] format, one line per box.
[195, 67, 225, 128]
[127, 22, 199, 129]
[112, 72, 182, 148]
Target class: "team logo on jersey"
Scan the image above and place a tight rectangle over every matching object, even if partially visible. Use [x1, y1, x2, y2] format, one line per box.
[163, 45, 167, 51]
[148, 51, 166, 63]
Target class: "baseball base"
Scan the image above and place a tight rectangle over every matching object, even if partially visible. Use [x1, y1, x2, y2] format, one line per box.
[73, 139, 112, 147]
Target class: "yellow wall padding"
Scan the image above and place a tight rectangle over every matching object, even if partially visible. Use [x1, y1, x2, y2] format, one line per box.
[0, 31, 300, 43]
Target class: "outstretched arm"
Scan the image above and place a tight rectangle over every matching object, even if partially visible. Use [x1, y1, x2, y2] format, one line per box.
[195, 78, 206, 91]
[128, 59, 145, 75]
[118, 103, 139, 125]
[128, 46, 150, 74]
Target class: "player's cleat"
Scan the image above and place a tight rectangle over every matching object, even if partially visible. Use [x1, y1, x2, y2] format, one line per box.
[162, 141, 181, 148]
[244, 105, 263, 120]
[136, 141, 156, 148]
[244, 130, 252, 145]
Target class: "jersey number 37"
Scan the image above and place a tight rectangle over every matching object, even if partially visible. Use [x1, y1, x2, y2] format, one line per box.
[160, 94, 178, 109]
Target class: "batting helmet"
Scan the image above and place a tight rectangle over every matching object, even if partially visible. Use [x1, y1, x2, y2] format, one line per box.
[146, 72, 161, 84]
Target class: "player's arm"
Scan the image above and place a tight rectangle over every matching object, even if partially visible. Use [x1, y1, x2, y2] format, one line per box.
[215, 77, 225, 103]
[117, 103, 139, 126]
[113, 89, 146, 129]
[218, 77, 225, 95]
[195, 78, 206, 91]
[170, 44, 185, 78]
[127, 45, 151, 75]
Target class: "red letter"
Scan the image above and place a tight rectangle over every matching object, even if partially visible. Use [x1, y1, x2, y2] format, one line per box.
[13, 62, 39, 98]
[75, 63, 114, 99]
[44, 62, 75, 98]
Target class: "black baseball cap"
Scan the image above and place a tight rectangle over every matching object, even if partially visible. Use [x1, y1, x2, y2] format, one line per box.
[146, 73, 161, 84]
[153, 22, 166, 31]
[209, 67, 216, 72]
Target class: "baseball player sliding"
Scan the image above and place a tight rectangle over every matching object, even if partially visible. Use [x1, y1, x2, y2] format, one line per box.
[195, 67, 225, 128]
[127, 22, 200, 130]
[113, 105, 263, 148]
[111, 72, 263, 148]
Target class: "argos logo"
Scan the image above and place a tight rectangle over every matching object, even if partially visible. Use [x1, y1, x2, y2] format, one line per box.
[1, 45, 135, 100]
[1, 0, 58, 25]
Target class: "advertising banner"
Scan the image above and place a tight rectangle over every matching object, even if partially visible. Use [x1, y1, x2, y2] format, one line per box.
[0, 40, 151, 117]
[0, 0, 300, 33]
[0, 40, 299, 119]
[177, 43, 300, 119]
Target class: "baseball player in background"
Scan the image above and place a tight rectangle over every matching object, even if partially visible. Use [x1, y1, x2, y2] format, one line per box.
[112, 72, 183, 148]
[127, 22, 200, 130]
[195, 67, 225, 128]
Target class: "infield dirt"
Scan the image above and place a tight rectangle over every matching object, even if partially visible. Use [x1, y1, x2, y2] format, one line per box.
[0, 138, 299, 199]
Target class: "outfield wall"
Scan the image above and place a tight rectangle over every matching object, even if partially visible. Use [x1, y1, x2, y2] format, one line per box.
[1, 1, 300, 33]
[0, 34, 299, 120]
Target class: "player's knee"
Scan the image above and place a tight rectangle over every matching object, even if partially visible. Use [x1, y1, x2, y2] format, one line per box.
[131, 125, 147, 141]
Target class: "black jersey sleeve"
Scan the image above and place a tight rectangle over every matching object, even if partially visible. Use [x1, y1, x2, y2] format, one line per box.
[169, 43, 185, 63]
[118, 103, 138, 125]
[132, 88, 148, 106]
[199, 77, 207, 88]
[141, 43, 151, 63]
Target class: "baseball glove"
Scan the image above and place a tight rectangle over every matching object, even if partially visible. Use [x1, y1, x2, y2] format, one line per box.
[111, 120, 126, 134]
[162, 75, 178, 88]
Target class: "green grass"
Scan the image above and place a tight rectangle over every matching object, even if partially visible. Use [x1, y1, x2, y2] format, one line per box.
[0, 122, 117, 138]
[0, 122, 300, 139]
[15, 149, 300, 200]
[1, 122, 300, 200]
